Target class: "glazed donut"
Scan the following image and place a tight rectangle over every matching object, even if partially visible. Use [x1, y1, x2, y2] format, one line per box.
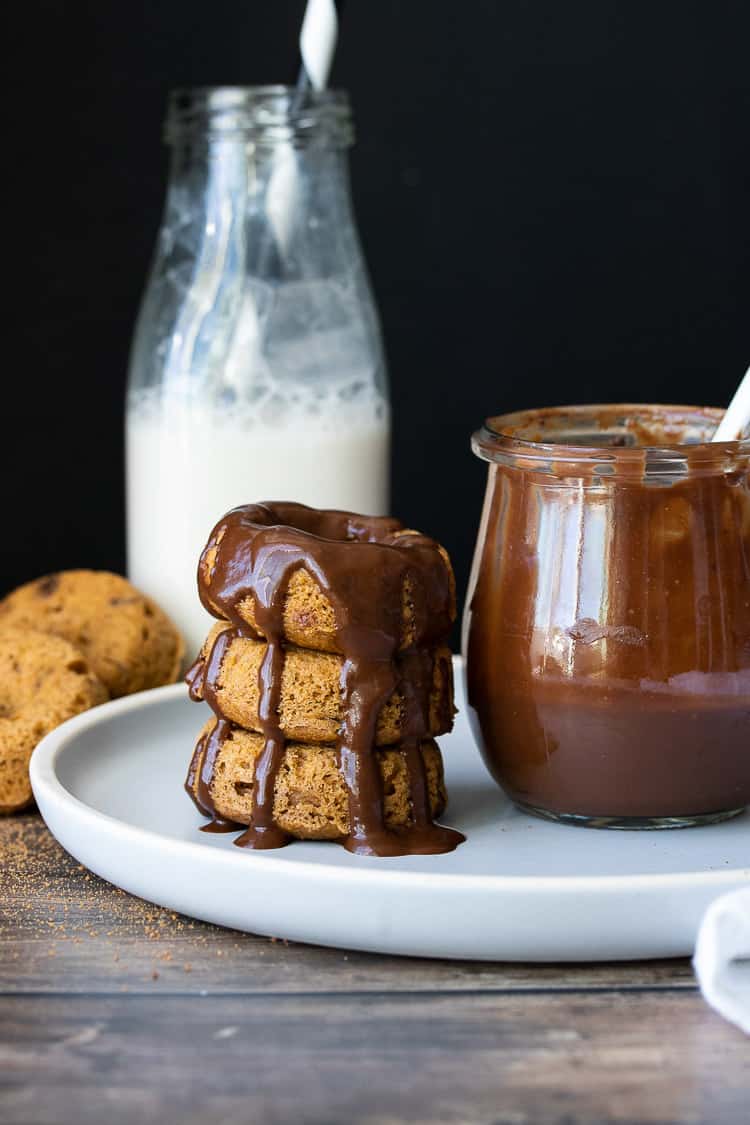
[188, 621, 455, 745]
[197, 502, 456, 654]
[187, 718, 447, 841]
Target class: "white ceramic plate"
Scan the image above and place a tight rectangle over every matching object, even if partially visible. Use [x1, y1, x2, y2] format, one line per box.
[30, 658, 750, 961]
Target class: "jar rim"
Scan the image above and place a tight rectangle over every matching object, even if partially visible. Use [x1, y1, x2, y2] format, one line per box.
[473, 403, 750, 473]
[164, 85, 354, 147]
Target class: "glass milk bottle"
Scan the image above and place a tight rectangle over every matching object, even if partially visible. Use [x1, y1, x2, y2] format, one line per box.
[126, 87, 390, 657]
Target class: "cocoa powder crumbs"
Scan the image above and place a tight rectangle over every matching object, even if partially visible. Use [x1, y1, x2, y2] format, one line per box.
[1, 815, 273, 984]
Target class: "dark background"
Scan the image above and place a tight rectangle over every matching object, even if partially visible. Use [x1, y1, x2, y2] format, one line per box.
[9, 1, 750, 614]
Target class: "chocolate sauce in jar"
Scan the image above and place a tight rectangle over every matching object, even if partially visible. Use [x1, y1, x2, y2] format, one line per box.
[185, 503, 464, 855]
[465, 405, 750, 826]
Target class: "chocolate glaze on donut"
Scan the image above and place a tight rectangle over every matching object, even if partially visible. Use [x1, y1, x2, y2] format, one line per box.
[185, 502, 464, 856]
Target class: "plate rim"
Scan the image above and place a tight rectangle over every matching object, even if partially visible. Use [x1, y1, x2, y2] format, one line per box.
[29, 672, 750, 894]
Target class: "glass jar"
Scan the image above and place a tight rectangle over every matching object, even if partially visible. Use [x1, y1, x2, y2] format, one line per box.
[126, 87, 390, 658]
[464, 404, 750, 828]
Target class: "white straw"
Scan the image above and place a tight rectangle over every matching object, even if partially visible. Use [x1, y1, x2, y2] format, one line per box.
[713, 364, 750, 442]
[299, 0, 339, 91]
[268, 0, 340, 255]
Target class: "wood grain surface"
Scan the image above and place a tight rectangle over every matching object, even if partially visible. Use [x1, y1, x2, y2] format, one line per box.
[1, 814, 748, 1125]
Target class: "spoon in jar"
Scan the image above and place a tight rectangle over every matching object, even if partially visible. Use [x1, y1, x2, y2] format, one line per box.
[712, 364, 750, 441]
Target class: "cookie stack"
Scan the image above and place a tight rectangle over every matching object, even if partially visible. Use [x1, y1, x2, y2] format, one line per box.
[184, 502, 464, 856]
[0, 570, 183, 812]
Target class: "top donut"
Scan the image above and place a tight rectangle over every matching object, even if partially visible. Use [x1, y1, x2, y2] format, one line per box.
[197, 502, 456, 654]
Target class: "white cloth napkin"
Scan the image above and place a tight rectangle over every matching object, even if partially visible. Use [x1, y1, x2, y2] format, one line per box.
[693, 887, 750, 1034]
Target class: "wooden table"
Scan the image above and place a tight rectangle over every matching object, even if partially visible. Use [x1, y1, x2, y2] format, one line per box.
[1, 814, 748, 1124]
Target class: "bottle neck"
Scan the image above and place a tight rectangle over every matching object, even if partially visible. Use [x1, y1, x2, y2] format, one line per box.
[165, 86, 354, 147]
[164, 141, 359, 282]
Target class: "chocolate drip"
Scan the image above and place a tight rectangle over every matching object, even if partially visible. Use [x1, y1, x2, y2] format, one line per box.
[397, 650, 435, 825]
[233, 611, 291, 849]
[184, 655, 204, 701]
[187, 626, 233, 709]
[337, 655, 400, 855]
[393, 650, 465, 853]
[186, 502, 463, 856]
[185, 630, 244, 833]
[184, 718, 243, 833]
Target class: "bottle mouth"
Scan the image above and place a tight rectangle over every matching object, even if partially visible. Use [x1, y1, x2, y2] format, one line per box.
[472, 403, 750, 478]
[164, 85, 354, 147]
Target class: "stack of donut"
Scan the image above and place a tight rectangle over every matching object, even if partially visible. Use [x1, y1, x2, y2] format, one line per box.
[185, 502, 464, 856]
